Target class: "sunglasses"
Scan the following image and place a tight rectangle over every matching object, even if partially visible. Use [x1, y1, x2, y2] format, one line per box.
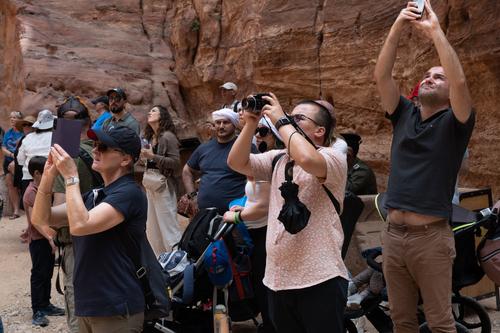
[291, 114, 320, 126]
[93, 141, 124, 154]
[255, 127, 271, 137]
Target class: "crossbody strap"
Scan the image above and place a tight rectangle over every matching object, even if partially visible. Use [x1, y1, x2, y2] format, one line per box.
[271, 152, 341, 215]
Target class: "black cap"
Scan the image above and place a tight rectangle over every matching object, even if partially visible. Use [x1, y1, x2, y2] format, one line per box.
[106, 88, 127, 100]
[91, 96, 109, 106]
[341, 133, 362, 155]
[57, 96, 90, 119]
[87, 126, 141, 162]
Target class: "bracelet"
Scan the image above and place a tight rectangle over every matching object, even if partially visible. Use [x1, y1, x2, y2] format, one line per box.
[37, 189, 52, 196]
[234, 211, 241, 224]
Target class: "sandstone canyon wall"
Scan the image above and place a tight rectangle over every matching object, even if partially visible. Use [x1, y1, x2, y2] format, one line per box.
[0, 0, 499, 198]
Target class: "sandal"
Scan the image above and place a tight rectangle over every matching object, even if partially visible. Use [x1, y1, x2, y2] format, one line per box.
[9, 214, 20, 220]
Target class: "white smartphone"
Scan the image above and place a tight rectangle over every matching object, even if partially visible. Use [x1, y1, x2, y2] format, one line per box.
[416, 0, 425, 18]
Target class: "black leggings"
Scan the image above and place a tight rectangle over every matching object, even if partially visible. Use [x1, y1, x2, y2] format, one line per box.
[268, 276, 348, 333]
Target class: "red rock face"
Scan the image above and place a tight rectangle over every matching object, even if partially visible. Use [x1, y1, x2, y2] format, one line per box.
[1, 0, 499, 198]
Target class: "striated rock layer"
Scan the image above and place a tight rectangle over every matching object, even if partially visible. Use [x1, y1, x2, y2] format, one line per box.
[0, 0, 499, 198]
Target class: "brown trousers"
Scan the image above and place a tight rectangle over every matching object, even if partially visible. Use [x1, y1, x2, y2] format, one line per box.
[382, 220, 456, 333]
[78, 311, 144, 333]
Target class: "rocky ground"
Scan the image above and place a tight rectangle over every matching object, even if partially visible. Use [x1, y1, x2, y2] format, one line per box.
[1, 214, 499, 332]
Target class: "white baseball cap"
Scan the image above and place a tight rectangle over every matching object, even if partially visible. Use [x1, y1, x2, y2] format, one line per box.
[32, 109, 56, 130]
[220, 82, 238, 91]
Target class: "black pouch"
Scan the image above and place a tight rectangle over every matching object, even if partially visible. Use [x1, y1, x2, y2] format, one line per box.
[277, 160, 311, 234]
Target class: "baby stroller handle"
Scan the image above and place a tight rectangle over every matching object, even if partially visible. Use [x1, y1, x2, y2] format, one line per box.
[171, 217, 234, 295]
[452, 212, 498, 236]
[366, 248, 383, 273]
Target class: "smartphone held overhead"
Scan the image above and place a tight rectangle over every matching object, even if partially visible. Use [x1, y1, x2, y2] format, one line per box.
[416, 0, 425, 18]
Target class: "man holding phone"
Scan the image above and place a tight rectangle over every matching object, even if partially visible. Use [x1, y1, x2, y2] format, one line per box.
[374, 1, 474, 332]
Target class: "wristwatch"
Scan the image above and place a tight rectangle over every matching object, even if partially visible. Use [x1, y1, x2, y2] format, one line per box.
[65, 176, 80, 187]
[274, 116, 292, 130]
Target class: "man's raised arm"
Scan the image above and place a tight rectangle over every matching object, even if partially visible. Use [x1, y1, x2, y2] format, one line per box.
[374, 2, 421, 114]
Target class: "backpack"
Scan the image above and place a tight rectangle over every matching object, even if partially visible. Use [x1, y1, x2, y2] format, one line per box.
[179, 208, 221, 260]
[203, 240, 233, 288]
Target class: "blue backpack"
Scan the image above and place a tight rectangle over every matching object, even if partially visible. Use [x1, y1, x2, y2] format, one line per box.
[203, 240, 233, 288]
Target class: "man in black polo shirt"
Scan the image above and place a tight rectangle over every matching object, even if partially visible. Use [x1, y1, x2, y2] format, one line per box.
[374, 1, 474, 332]
[32, 126, 146, 333]
[102, 87, 140, 135]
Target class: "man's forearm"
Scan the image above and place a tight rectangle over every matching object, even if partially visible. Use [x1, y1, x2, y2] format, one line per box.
[431, 28, 471, 121]
[182, 167, 196, 194]
[374, 22, 404, 81]
[227, 122, 255, 175]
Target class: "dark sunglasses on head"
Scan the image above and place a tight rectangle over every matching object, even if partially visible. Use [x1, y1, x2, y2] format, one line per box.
[255, 127, 271, 137]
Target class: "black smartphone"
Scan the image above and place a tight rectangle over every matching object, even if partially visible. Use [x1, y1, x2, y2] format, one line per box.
[416, 0, 425, 18]
[51, 118, 82, 158]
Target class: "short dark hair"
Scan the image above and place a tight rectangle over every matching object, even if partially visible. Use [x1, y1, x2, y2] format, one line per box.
[297, 100, 334, 146]
[28, 156, 47, 177]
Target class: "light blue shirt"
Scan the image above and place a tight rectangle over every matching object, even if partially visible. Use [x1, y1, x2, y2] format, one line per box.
[91, 111, 112, 130]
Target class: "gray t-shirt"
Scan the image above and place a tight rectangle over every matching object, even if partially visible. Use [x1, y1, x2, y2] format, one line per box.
[102, 112, 140, 135]
[385, 97, 475, 218]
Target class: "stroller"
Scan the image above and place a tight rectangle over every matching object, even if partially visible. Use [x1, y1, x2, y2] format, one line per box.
[149, 208, 258, 333]
[344, 193, 498, 333]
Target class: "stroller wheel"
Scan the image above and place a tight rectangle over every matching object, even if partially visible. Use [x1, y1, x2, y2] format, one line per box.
[452, 295, 491, 333]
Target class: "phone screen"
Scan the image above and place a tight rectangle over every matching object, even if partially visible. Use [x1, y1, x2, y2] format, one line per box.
[51, 118, 82, 158]
[417, 0, 425, 17]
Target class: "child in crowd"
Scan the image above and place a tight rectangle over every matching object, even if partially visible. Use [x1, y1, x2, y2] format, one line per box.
[24, 156, 65, 327]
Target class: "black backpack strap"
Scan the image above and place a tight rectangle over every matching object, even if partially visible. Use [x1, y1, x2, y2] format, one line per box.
[322, 185, 341, 215]
[78, 147, 104, 187]
[271, 153, 286, 173]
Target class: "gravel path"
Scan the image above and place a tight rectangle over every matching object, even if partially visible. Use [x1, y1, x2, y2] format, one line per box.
[1, 215, 499, 332]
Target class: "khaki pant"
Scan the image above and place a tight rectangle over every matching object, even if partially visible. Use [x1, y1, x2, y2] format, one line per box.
[78, 311, 144, 333]
[62, 244, 79, 333]
[146, 186, 182, 256]
[382, 220, 456, 333]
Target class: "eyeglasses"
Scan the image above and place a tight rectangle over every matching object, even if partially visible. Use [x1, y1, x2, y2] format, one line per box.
[108, 95, 122, 102]
[255, 127, 271, 137]
[291, 114, 320, 126]
[93, 141, 124, 154]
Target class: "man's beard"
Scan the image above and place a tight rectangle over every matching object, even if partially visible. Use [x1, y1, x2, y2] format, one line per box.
[110, 105, 124, 114]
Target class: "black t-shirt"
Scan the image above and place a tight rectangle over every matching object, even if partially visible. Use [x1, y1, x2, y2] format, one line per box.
[385, 97, 475, 218]
[73, 174, 147, 316]
[187, 138, 249, 211]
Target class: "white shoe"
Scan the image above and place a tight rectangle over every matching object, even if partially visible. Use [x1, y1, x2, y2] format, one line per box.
[347, 293, 364, 310]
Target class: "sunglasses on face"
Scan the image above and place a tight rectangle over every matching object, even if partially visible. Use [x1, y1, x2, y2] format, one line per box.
[255, 127, 271, 137]
[291, 114, 320, 126]
[93, 141, 124, 154]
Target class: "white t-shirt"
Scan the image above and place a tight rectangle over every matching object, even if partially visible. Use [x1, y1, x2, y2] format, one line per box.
[242, 180, 269, 229]
[17, 131, 52, 180]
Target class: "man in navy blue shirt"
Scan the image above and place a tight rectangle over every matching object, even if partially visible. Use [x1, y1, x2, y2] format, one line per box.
[374, 1, 474, 332]
[182, 108, 248, 214]
[32, 126, 146, 333]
